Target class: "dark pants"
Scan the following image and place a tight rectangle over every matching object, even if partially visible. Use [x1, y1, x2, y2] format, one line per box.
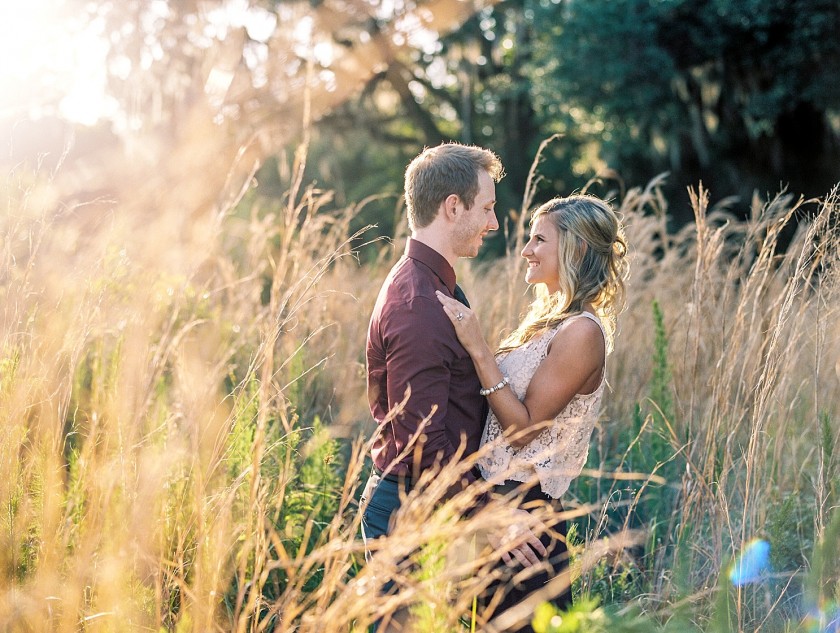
[484, 480, 572, 633]
[359, 473, 571, 632]
[359, 470, 409, 632]
[360, 470, 409, 558]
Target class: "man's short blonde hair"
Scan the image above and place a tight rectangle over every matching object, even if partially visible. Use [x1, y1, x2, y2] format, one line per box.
[404, 143, 504, 230]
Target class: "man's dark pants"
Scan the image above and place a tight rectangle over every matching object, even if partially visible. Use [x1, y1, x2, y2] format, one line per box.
[361, 471, 573, 632]
[360, 470, 406, 554]
[360, 470, 410, 632]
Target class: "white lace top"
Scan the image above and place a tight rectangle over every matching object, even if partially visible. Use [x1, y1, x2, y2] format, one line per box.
[477, 312, 606, 499]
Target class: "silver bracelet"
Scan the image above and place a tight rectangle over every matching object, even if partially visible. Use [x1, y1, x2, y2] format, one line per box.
[480, 376, 510, 396]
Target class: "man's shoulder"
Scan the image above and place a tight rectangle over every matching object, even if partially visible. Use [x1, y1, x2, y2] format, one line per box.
[381, 257, 439, 306]
[375, 268, 449, 338]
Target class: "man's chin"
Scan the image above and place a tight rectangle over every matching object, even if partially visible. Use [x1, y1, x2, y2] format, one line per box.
[454, 240, 483, 258]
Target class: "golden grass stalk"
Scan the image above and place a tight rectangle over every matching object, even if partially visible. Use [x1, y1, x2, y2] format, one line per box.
[1, 141, 838, 631]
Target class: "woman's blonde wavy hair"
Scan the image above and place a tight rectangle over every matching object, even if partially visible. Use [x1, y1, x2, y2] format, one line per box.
[498, 194, 629, 354]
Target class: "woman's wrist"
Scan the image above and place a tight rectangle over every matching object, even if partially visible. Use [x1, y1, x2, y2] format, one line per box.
[480, 375, 510, 396]
[474, 348, 506, 390]
[472, 343, 495, 365]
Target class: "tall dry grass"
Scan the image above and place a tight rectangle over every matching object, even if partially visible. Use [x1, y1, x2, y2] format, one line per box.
[1, 134, 838, 633]
[470, 176, 840, 610]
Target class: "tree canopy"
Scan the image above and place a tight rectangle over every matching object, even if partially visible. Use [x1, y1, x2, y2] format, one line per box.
[5, 0, 839, 231]
[303, 0, 840, 228]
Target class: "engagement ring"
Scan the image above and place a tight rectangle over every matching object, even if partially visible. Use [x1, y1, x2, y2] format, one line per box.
[457, 312, 464, 321]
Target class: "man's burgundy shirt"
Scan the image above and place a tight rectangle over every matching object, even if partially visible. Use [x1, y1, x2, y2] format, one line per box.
[366, 238, 488, 480]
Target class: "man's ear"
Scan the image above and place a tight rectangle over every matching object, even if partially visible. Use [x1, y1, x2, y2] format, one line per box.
[443, 194, 460, 221]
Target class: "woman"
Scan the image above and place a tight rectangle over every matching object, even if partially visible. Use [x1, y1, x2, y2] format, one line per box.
[436, 194, 629, 630]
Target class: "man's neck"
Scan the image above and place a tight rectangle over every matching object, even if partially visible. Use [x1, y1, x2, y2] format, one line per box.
[411, 229, 457, 268]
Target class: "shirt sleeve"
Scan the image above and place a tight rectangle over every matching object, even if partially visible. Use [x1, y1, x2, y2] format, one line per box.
[382, 294, 465, 475]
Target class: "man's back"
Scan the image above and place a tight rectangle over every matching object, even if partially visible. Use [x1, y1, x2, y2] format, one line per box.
[359, 142, 502, 591]
[366, 238, 486, 479]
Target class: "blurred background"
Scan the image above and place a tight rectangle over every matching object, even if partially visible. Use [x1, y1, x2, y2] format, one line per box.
[4, 0, 839, 247]
[2, 2, 839, 631]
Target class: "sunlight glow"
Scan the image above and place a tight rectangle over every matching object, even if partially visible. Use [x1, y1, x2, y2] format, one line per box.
[0, 0, 116, 125]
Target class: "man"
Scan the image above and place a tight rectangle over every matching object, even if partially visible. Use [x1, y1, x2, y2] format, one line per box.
[361, 143, 545, 569]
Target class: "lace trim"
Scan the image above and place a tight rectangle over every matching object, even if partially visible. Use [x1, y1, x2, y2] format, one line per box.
[477, 313, 605, 498]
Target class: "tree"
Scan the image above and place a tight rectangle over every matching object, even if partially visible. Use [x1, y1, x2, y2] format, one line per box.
[529, 0, 840, 220]
[3, 0, 497, 234]
[305, 0, 548, 253]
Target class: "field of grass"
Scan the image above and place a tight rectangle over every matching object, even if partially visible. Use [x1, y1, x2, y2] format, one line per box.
[1, 141, 838, 632]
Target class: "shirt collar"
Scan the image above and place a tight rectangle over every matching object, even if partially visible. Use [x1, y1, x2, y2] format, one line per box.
[405, 237, 457, 293]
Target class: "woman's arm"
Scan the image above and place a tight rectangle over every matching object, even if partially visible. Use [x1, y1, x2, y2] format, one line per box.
[436, 291, 604, 447]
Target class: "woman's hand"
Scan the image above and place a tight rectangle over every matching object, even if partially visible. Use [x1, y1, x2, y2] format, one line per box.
[487, 508, 548, 567]
[435, 290, 486, 358]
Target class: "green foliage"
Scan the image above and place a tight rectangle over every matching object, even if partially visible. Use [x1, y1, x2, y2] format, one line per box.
[282, 415, 343, 570]
[531, 596, 696, 633]
[535, 514, 840, 633]
[528, 0, 840, 206]
[159, 609, 192, 633]
[649, 300, 674, 437]
[762, 493, 811, 623]
[710, 560, 738, 633]
[623, 300, 677, 479]
[2, 458, 41, 583]
[630, 300, 682, 522]
[821, 410, 838, 512]
[577, 557, 639, 608]
[225, 401, 345, 619]
[531, 598, 609, 633]
[226, 374, 259, 488]
[568, 518, 638, 607]
[767, 495, 807, 573]
[409, 539, 460, 632]
[569, 300, 686, 608]
[805, 509, 840, 615]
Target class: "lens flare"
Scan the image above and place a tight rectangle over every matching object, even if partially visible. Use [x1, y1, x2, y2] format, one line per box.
[804, 603, 840, 633]
[729, 538, 771, 587]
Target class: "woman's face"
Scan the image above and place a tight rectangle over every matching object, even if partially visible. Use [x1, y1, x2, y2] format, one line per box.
[521, 214, 561, 293]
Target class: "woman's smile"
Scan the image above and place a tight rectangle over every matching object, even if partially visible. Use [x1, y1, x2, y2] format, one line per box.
[521, 215, 560, 292]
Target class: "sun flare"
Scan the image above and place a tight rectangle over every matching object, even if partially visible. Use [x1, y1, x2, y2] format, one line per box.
[0, 1, 115, 125]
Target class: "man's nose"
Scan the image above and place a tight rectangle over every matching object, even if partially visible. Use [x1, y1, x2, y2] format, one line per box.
[487, 211, 499, 231]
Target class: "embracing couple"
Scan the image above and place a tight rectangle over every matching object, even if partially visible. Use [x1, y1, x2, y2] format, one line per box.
[360, 142, 629, 632]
